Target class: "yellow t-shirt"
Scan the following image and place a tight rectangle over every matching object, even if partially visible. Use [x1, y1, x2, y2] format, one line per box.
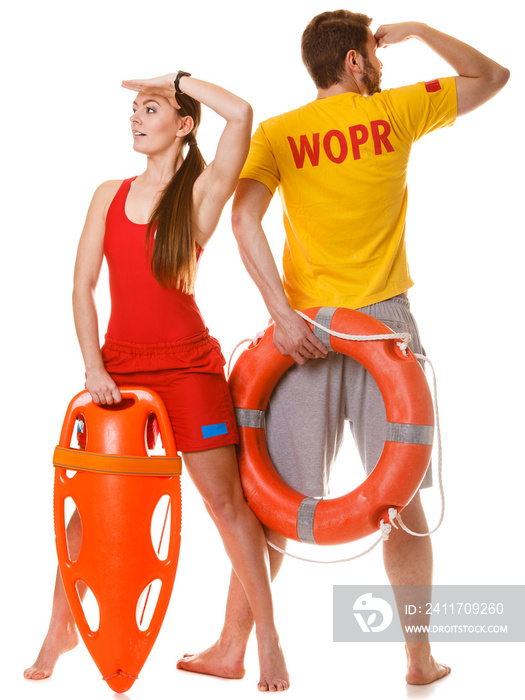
[240, 78, 457, 309]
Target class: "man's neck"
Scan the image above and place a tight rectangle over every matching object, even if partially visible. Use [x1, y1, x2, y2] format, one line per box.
[316, 75, 363, 100]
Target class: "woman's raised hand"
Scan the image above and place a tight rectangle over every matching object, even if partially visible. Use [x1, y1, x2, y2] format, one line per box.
[122, 74, 180, 108]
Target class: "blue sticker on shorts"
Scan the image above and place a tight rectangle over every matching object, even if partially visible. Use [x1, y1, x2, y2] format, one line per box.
[201, 423, 228, 439]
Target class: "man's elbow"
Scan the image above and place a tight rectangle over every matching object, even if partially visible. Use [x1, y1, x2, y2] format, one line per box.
[486, 62, 510, 93]
[457, 64, 510, 116]
[232, 179, 271, 243]
[496, 65, 511, 90]
[231, 206, 252, 244]
[486, 64, 511, 107]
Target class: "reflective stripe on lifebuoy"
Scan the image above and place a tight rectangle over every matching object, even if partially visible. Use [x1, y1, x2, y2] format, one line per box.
[229, 307, 434, 546]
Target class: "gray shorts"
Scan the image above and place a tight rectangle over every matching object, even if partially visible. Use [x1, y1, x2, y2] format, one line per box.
[265, 295, 432, 498]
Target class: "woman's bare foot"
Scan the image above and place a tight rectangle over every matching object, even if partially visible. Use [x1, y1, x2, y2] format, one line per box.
[405, 643, 451, 685]
[23, 625, 79, 680]
[176, 639, 246, 680]
[256, 635, 289, 692]
[177, 634, 289, 692]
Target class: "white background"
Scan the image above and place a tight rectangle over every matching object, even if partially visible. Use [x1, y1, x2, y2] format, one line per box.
[2, 0, 523, 698]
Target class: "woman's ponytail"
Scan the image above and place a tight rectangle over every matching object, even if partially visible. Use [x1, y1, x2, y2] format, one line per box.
[147, 93, 206, 293]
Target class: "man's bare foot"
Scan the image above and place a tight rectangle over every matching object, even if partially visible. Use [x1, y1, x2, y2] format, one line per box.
[256, 636, 289, 692]
[176, 640, 246, 680]
[23, 626, 79, 680]
[405, 643, 451, 685]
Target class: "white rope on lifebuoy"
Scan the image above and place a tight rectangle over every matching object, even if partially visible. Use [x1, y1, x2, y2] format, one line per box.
[226, 330, 265, 378]
[393, 353, 445, 538]
[295, 309, 445, 544]
[295, 309, 411, 355]
[265, 516, 395, 564]
[230, 311, 445, 564]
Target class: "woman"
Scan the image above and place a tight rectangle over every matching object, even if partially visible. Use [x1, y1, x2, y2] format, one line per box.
[24, 72, 289, 692]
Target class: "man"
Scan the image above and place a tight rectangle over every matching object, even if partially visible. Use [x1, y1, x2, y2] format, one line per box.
[177, 11, 509, 688]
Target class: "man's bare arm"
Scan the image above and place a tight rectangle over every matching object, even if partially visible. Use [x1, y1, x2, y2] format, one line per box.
[375, 22, 510, 116]
[232, 179, 327, 364]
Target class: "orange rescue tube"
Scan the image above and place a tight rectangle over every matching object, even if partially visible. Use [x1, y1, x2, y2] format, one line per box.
[229, 307, 434, 546]
[53, 387, 182, 692]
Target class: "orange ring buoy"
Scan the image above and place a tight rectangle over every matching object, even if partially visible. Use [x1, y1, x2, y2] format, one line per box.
[229, 307, 434, 546]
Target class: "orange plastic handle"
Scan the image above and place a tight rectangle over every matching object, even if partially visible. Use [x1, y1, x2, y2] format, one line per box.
[58, 387, 178, 456]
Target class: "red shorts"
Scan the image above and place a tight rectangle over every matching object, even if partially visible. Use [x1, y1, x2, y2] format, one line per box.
[94, 331, 239, 452]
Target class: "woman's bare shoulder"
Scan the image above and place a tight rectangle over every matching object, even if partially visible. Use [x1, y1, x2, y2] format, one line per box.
[89, 179, 127, 218]
[94, 179, 126, 202]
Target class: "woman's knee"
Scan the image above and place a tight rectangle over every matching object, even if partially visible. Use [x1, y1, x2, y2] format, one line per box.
[203, 487, 246, 526]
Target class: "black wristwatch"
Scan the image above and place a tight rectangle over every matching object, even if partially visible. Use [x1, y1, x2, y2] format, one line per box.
[174, 71, 191, 95]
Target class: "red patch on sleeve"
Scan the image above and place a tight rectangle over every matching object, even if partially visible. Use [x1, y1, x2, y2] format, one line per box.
[425, 79, 442, 93]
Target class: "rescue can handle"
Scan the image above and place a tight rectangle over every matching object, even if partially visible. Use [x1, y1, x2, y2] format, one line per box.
[57, 387, 178, 456]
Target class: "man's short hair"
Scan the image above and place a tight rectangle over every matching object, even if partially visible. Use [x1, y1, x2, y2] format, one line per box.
[301, 10, 373, 89]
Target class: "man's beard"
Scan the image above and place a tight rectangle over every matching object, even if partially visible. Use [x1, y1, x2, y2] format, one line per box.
[362, 57, 381, 95]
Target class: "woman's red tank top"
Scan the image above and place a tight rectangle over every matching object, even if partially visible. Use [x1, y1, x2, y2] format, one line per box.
[104, 177, 206, 343]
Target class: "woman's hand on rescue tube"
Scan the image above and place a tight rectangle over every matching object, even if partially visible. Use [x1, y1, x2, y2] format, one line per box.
[85, 367, 122, 405]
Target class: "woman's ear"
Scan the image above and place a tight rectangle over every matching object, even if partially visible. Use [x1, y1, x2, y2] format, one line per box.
[177, 115, 194, 139]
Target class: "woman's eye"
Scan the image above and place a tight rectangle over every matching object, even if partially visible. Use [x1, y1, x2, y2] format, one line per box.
[147, 107, 155, 113]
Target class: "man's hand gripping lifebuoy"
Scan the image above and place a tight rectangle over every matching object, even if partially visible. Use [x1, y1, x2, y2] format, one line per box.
[272, 305, 328, 365]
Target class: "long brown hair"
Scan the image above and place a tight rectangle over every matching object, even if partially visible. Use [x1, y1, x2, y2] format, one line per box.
[147, 92, 206, 293]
